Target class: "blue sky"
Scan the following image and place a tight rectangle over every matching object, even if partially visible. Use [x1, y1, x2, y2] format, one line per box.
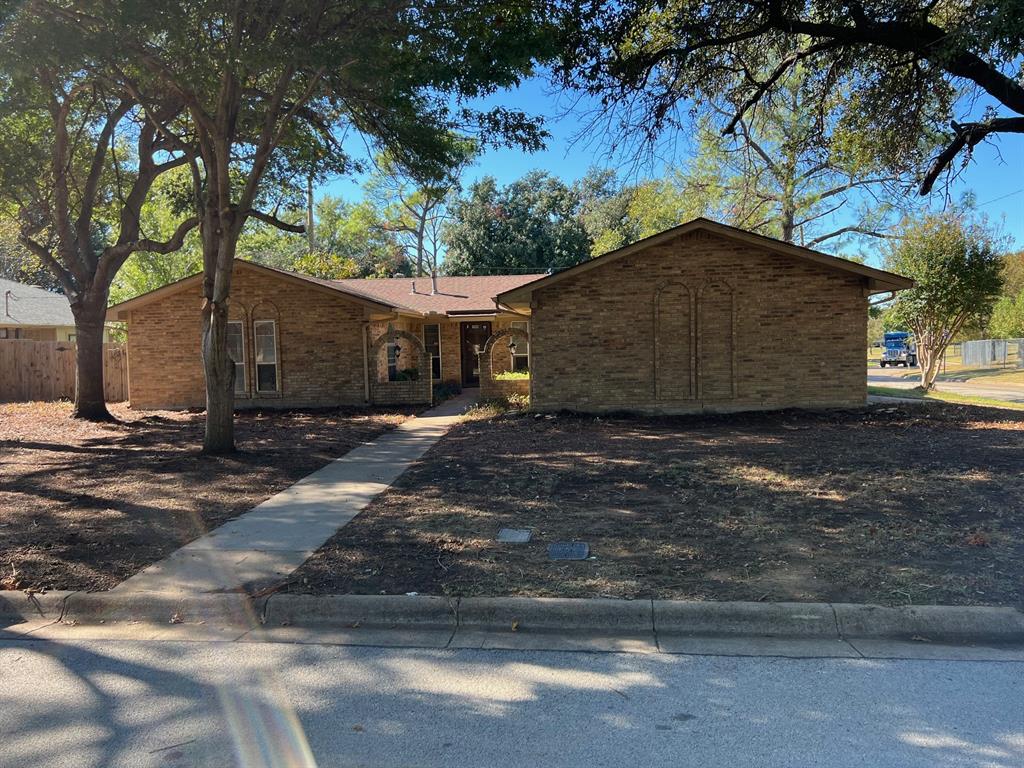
[323, 76, 1024, 269]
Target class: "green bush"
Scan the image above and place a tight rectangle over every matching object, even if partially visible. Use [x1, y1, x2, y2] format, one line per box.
[495, 370, 529, 380]
[395, 368, 420, 381]
[433, 381, 462, 402]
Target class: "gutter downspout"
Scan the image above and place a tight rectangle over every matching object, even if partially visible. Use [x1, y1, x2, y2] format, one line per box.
[361, 321, 371, 404]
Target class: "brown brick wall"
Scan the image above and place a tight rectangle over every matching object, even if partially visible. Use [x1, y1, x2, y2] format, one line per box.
[480, 376, 530, 400]
[127, 266, 370, 409]
[370, 317, 520, 389]
[530, 230, 867, 413]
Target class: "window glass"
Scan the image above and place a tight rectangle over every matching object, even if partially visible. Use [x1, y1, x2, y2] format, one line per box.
[254, 320, 278, 393]
[387, 342, 398, 382]
[510, 321, 529, 372]
[423, 324, 441, 380]
[227, 321, 246, 394]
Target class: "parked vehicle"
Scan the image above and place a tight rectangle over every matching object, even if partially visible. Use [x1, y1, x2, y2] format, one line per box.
[880, 331, 917, 367]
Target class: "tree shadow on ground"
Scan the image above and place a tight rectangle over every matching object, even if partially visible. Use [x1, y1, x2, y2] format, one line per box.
[292, 403, 1024, 607]
[0, 404, 415, 591]
[2, 637, 1022, 768]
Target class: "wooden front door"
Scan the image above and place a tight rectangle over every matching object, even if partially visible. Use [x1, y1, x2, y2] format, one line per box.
[460, 321, 491, 386]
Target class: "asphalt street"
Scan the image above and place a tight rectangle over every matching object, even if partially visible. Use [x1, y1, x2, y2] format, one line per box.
[868, 363, 1024, 403]
[1, 637, 1022, 768]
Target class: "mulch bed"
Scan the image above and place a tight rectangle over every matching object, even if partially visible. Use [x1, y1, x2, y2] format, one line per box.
[0, 401, 415, 592]
[291, 403, 1024, 606]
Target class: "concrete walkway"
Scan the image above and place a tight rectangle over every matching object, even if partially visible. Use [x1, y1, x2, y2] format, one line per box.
[114, 394, 476, 594]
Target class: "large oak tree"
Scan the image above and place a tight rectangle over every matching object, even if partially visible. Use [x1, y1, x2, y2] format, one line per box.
[43, 0, 553, 452]
[0, 11, 196, 420]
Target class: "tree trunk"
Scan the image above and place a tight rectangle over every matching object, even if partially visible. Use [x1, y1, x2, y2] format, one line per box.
[71, 293, 113, 421]
[201, 296, 235, 454]
[921, 347, 943, 391]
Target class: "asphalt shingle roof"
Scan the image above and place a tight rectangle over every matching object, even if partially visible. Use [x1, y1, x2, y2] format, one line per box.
[0, 278, 74, 327]
[330, 274, 546, 315]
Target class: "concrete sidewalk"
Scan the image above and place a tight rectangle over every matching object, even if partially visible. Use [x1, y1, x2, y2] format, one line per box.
[113, 394, 475, 594]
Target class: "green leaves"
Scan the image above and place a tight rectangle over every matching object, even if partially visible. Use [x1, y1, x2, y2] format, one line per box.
[553, 0, 1022, 191]
[443, 171, 592, 275]
[887, 212, 1005, 329]
[886, 210, 1006, 387]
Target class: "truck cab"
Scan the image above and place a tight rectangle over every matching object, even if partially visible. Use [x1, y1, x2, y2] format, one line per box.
[880, 331, 917, 367]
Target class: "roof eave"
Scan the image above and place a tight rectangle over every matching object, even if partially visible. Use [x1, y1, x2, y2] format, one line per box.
[496, 218, 915, 302]
[105, 260, 401, 320]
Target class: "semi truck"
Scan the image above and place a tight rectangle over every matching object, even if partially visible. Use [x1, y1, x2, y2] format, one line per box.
[879, 331, 917, 367]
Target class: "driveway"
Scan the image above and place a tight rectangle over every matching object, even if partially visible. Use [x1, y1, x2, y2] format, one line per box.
[868, 363, 1024, 403]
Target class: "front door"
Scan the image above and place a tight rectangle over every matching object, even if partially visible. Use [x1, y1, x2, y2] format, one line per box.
[460, 321, 491, 386]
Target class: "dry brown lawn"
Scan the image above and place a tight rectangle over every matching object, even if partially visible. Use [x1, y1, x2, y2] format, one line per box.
[0, 401, 414, 591]
[292, 402, 1024, 606]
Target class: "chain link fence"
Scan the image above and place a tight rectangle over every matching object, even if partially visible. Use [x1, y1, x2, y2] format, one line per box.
[960, 339, 1024, 369]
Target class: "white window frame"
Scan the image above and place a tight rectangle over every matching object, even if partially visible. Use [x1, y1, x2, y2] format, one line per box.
[253, 319, 280, 394]
[227, 320, 247, 396]
[510, 320, 529, 372]
[423, 323, 442, 381]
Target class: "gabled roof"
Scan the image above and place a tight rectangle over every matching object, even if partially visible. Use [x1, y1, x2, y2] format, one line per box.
[497, 218, 914, 309]
[106, 259, 543, 320]
[0, 278, 75, 327]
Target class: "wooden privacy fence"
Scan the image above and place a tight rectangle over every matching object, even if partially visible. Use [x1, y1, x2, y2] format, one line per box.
[0, 340, 127, 403]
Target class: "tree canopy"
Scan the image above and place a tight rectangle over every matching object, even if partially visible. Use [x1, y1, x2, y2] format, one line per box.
[886, 210, 1005, 388]
[443, 172, 592, 274]
[0, 6, 198, 418]
[556, 0, 1024, 194]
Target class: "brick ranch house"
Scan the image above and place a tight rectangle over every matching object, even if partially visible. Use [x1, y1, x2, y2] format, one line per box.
[107, 218, 912, 413]
[106, 262, 543, 409]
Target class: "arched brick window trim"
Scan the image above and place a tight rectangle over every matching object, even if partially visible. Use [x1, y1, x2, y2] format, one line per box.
[697, 279, 737, 399]
[653, 281, 696, 401]
[480, 326, 530, 381]
[367, 327, 432, 405]
[250, 300, 283, 396]
[369, 328, 430, 381]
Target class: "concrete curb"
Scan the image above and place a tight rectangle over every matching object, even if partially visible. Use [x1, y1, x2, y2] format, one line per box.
[60, 591, 259, 627]
[263, 593, 457, 629]
[653, 600, 838, 638]
[458, 597, 651, 633]
[0, 591, 260, 629]
[833, 604, 1024, 643]
[3, 591, 1022, 646]
[0, 590, 74, 624]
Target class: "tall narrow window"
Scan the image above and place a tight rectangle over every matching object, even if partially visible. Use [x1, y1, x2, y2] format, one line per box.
[254, 320, 279, 393]
[227, 321, 246, 395]
[387, 342, 399, 382]
[510, 321, 529, 372]
[423, 324, 441, 380]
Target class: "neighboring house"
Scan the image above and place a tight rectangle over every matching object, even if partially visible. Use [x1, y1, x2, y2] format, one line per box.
[106, 218, 913, 413]
[0, 278, 78, 341]
[105, 261, 542, 409]
[497, 218, 912, 413]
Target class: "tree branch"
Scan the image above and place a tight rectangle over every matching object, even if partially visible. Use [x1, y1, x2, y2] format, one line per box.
[134, 216, 201, 254]
[246, 210, 306, 233]
[806, 226, 891, 246]
[920, 117, 1024, 194]
[722, 40, 838, 137]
